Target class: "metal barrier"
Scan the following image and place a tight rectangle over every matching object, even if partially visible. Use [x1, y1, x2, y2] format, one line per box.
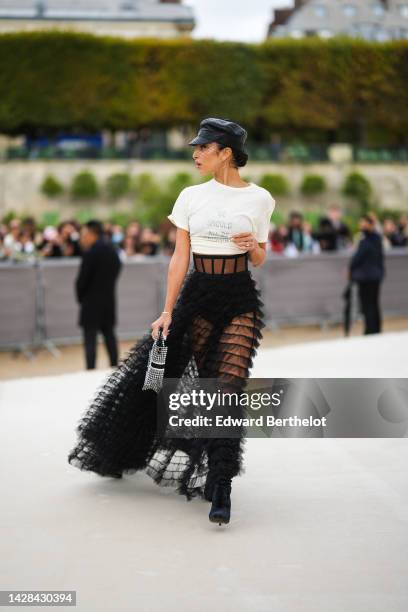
[252, 250, 408, 328]
[1, 250, 407, 350]
[40, 257, 165, 343]
[0, 262, 37, 351]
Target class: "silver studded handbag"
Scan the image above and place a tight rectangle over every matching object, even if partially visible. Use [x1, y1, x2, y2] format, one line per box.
[142, 328, 168, 393]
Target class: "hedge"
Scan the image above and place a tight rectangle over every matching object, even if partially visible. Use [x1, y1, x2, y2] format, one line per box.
[0, 32, 407, 145]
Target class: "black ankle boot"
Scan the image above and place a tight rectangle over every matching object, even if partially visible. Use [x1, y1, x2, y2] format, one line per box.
[208, 477, 232, 525]
[204, 472, 216, 502]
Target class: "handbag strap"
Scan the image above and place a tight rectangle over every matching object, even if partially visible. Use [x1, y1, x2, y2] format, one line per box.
[156, 328, 167, 349]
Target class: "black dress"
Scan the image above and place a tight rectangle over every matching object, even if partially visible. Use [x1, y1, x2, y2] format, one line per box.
[67, 251, 266, 500]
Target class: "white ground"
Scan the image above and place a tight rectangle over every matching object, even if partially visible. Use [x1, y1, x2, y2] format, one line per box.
[1, 332, 408, 612]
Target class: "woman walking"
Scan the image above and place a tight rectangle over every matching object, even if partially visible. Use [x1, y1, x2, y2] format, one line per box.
[68, 117, 276, 526]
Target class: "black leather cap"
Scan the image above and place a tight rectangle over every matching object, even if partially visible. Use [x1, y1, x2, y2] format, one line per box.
[188, 117, 248, 153]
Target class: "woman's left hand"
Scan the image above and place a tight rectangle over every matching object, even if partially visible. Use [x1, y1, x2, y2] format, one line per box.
[231, 232, 257, 252]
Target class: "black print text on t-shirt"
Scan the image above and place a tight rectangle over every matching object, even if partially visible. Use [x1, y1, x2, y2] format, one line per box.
[203, 218, 233, 243]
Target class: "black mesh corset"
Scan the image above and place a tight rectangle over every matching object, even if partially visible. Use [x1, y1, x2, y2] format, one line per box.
[193, 252, 249, 274]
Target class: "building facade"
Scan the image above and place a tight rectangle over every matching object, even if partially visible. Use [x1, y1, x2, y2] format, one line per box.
[0, 0, 195, 39]
[268, 0, 408, 41]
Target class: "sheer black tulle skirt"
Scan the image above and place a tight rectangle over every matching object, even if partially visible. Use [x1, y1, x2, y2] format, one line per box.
[67, 252, 266, 501]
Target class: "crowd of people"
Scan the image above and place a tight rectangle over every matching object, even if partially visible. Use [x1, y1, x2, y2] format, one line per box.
[1, 204, 407, 263]
[0, 218, 172, 263]
[269, 205, 408, 256]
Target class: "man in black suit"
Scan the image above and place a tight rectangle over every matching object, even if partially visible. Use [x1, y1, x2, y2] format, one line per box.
[75, 220, 122, 369]
[349, 215, 385, 335]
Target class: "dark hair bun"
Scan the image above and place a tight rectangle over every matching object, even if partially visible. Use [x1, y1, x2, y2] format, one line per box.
[216, 143, 249, 168]
[233, 149, 248, 168]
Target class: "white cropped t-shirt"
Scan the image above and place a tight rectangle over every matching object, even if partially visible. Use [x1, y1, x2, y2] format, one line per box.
[167, 178, 276, 255]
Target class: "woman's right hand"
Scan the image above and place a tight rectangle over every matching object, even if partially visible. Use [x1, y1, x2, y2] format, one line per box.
[151, 312, 172, 340]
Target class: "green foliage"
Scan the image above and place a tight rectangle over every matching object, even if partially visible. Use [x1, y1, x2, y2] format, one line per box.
[164, 172, 196, 223]
[300, 174, 327, 196]
[132, 172, 168, 226]
[199, 172, 213, 184]
[269, 209, 285, 226]
[375, 208, 406, 223]
[166, 172, 195, 198]
[40, 174, 64, 198]
[105, 172, 131, 200]
[76, 209, 95, 224]
[260, 173, 290, 196]
[108, 210, 134, 227]
[131, 172, 200, 226]
[70, 170, 99, 200]
[341, 171, 372, 214]
[1, 209, 18, 224]
[4, 169, 402, 235]
[258, 38, 408, 145]
[342, 213, 360, 236]
[0, 32, 407, 144]
[303, 210, 325, 230]
[40, 210, 60, 227]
